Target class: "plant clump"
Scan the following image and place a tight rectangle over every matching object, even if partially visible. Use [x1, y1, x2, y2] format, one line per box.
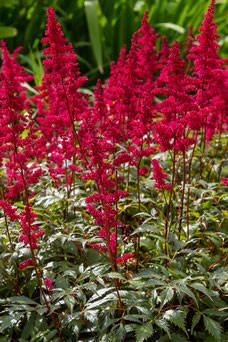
[0, 2, 227, 341]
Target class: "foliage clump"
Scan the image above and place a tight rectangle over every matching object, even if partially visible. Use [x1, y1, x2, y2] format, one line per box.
[0, 1, 227, 341]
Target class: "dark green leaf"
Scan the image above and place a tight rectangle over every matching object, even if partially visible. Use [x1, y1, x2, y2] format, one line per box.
[7, 296, 38, 305]
[203, 316, 223, 342]
[134, 322, 154, 342]
[0, 313, 23, 332]
[191, 312, 201, 334]
[190, 283, 212, 299]
[155, 318, 171, 339]
[160, 287, 174, 308]
[55, 275, 70, 290]
[164, 309, 188, 336]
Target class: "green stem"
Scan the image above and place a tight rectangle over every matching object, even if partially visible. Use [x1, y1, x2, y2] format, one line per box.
[186, 137, 197, 239]
[165, 150, 176, 264]
[178, 151, 186, 240]
[136, 157, 142, 273]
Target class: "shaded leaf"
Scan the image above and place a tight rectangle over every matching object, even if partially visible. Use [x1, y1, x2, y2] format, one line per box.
[160, 287, 174, 308]
[55, 275, 70, 290]
[164, 309, 188, 336]
[0, 313, 23, 332]
[190, 283, 212, 299]
[191, 312, 201, 334]
[175, 284, 197, 304]
[203, 316, 223, 342]
[134, 322, 154, 342]
[106, 272, 126, 280]
[6, 296, 38, 305]
[155, 318, 171, 339]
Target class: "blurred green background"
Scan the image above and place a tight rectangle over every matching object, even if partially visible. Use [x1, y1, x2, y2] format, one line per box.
[0, 0, 227, 86]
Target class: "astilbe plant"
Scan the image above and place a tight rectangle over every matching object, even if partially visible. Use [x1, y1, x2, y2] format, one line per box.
[80, 80, 133, 270]
[0, 40, 43, 255]
[0, 1, 227, 341]
[0, 39, 65, 341]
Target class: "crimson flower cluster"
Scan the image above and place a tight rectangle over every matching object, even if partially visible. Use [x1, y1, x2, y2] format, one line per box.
[0, 40, 44, 269]
[151, 159, 172, 190]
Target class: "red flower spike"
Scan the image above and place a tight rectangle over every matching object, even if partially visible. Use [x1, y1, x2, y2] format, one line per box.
[221, 178, 228, 186]
[151, 159, 172, 190]
[188, 0, 226, 138]
[116, 253, 134, 265]
[32, 7, 89, 174]
[44, 277, 54, 292]
[19, 259, 34, 269]
[0, 41, 43, 251]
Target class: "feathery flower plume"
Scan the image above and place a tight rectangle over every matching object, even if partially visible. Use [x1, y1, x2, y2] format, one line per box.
[151, 159, 172, 190]
[32, 7, 89, 184]
[0, 41, 43, 267]
[153, 41, 197, 151]
[188, 0, 225, 137]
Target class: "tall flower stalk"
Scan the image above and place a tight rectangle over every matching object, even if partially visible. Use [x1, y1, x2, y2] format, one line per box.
[0, 41, 63, 341]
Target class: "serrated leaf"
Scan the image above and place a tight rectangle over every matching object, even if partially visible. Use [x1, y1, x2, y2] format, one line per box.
[167, 267, 186, 278]
[155, 318, 171, 339]
[124, 315, 142, 324]
[64, 295, 76, 313]
[84, 310, 98, 323]
[190, 283, 212, 300]
[43, 330, 57, 341]
[86, 295, 113, 310]
[203, 309, 228, 317]
[134, 224, 158, 234]
[164, 309, 188, 336]
[106, 272, 126, 280]
[160, 287, 174, 308]
[21, 312, 36, 339]
[7, 296, 38, 305]
[55, 275, 69, 290]
[175, 285, 197, 304]
[136, 306, 153, 316]
[135, 322, 154, 342]
[0, 313, 24, 332]
[203, 316, 223, 342]
[170, 333, 189, 341]
[115, 324, 126, 341]
[133, 269, 164, 280]
[191, 312, 201, 334]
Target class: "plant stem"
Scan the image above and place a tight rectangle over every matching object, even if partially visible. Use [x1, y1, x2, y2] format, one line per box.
[165, 150, 176, 264]
[103, 202, 123, 308]
[19, 165, 63, 342]
[178, 151, 186, 240]
[186, 137, 197, 239]
[136, 158, 142, 273]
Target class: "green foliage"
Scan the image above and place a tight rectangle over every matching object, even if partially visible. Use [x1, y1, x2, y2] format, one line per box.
[203, 316, 223, 342]
[84, 0, 103, 73]
[134, 322, 154, 342]
[1, 138, 227, 341]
